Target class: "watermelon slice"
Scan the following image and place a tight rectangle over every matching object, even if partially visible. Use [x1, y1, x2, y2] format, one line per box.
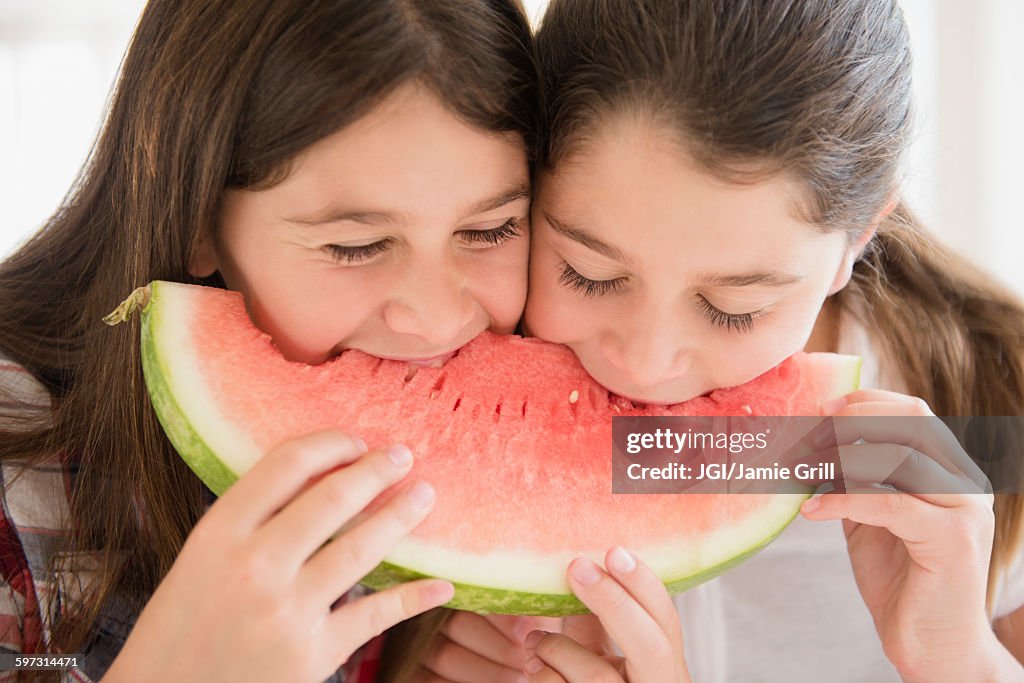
[114, 281, 860, 615]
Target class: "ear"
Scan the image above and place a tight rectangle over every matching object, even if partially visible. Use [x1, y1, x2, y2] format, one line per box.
[188, 231, 219, 278]
[826, 196, 897, 296]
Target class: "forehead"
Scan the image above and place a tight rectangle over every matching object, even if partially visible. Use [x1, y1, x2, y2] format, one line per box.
[275, 82, 528, 205]
[537, 115, 827, 272]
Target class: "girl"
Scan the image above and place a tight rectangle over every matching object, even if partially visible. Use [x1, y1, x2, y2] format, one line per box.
[0, 0, 538, 681]
[413, 0, 1024, 681]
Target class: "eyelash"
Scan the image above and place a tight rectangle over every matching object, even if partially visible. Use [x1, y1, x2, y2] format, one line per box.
[558, 262, 626, 297]
[696, 296, 761, 333]
[462, 218, 522, 246]
[322, 218, 523, 264]
[322, 240, 392, 263]
[559, 262, 763, 332]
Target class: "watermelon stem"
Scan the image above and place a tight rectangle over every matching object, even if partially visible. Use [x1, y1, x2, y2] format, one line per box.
[102, 286, 152, 326]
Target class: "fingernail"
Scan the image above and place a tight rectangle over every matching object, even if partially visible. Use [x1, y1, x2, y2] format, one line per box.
[570, 558, 601, 586]
[524, 629, 546, 649]
[821, 397, 847, 416]
[608, 546, 636, 574]
[406, 481, 435, 508]
[524, 656, 545, 674]
[352, 436, 368, 453]
[802, 496, 821, 514]
[387, 443, 412, 467]
[424, 580, 454, 605]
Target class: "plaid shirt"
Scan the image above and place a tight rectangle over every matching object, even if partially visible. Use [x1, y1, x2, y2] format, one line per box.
[0, 358, 383, 682]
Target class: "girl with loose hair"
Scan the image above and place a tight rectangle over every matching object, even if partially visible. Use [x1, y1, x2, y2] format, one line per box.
[0, 0, 538, 681]
[405, 0, 1024, 681]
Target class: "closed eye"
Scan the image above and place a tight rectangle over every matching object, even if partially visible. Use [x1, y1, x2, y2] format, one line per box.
[322, 239, 392, 263]
[558, 261, 626, 297]
[459, 218, 523, 246]
[696, 296, 763, 333]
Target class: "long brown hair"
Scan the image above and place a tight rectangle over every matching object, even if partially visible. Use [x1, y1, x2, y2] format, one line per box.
[535, 0, 1024, 615]
[0, 0, 536, 678]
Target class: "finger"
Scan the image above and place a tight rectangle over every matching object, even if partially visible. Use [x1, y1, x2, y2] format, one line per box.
[796, 444, 990, 500]
[325, 579, 454, 667]
[809, 412, 986, 485]
[422, 634, 527, 683]
[211, 430, 370, 533]
[258, 443, 415, 564]
[299, 479, 437, 605]
[602, 547, 683, 647]
[823, 389, 931, 413]
[526, 631, 621, 683]
[486, 614, 564, 647]
[800, 489, 992, 548]
[525, 659, 567, 683]
[442, 611, 530, 669]
[565, 557, 668, 681]
[561, 614, 611, 655]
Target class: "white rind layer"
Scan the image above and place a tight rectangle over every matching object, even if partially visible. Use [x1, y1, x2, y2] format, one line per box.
[383, 492, 805, 593]
[155, 284, 263, 477]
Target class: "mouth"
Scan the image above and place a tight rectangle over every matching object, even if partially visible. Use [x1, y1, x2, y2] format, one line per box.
[605, 384, 712, 408]
[370, 349, 460, 367]
[402, 351, 458, 368]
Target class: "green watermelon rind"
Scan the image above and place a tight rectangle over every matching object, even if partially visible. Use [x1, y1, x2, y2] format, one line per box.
[361, 502, 801, 615]
[137, 280, 860, 616]
[142, 281, 238, 496]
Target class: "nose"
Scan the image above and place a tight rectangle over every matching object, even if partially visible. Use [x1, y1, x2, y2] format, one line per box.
[382, 259, 476, 347]
[601, 315, 691, 387]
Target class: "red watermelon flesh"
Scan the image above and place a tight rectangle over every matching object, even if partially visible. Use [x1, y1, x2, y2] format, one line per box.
[135, 281, 860, 615]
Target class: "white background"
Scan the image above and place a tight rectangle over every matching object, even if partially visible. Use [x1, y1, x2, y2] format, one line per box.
[1, 1, 1022, 295]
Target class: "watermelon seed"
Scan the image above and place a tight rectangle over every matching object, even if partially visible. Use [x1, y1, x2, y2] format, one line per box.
[568, 390, 580, 404]
[742, 404, 753, 415]
[452, 397, 462, 412]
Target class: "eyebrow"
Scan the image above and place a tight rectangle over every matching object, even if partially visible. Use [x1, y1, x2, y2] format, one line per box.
[286, 182, 531, 227]
[544, 212, 631, 264]
[468, 183, 531, 216]
[699, 271, 803, 288]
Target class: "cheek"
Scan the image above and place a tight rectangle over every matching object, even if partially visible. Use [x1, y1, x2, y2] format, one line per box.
[239, 266, 383, 363]
[465, 240, 531, 334]
[705, 295, 826, 385]
[523, 249, 576, 341]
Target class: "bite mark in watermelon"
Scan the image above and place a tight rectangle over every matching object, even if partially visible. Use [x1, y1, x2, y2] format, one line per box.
[126, 281, 860, 615]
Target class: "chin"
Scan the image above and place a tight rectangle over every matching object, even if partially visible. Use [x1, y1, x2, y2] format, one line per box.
[612, 387, 706, 406]
[587, 372, 708, 406]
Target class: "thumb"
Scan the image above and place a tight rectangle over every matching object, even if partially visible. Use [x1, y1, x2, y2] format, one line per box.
[562, 613, 611, 655]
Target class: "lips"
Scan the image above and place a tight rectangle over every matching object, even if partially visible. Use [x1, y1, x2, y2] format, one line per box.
[403, 351, 458, 368]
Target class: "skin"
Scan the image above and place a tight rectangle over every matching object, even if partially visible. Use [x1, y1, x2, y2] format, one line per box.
[522, 114, 860, 406]
[425, 114, 1024, 681]
[190, 80, 531, 365]
[108, 82, 533, 681]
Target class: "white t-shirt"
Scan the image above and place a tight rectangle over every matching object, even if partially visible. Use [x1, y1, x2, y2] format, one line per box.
[673, 309, 1024, 682]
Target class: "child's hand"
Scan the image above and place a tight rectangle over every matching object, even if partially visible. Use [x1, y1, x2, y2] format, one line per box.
[105, 430, 452, 683]
[524, 547, 691, 682]
[416, 612, 563, 682]
[801, 389, 1001, 682]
